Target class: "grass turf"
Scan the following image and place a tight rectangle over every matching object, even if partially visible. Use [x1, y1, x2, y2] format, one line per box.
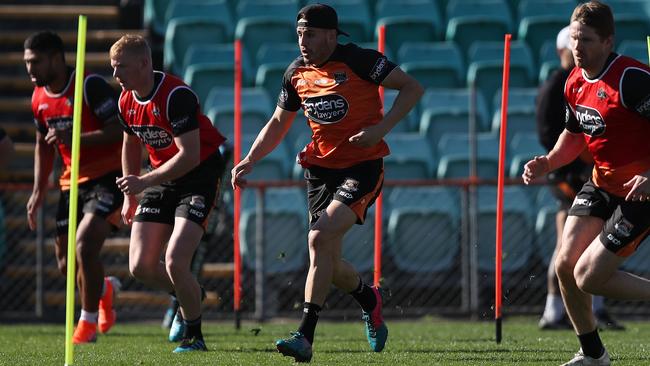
[2, 317, 650, 365]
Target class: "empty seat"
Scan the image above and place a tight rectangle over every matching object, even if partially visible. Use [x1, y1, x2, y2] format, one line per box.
[383, 89, 417, 133]
[617, 40, 649, 63]
[236, 134, 292, 181]
[386, 186, 460, 273]
[183, 63, 233, 104]
[255, 62, 289, 99]
[490, 106, 536, 145]
[256, 43, 300, 70]
[236, 0, 299, 22]
[615, 17, 650, 45]
[383, 133, 435, 180]
[436, 132, 500, 178]
[398, 42, 465, 89]
[303, 0, 373, 42]
[419, 88, 490, 133]
[516, 0, 576, 23]
[445, 0, 513, 55]
[164, 0, 233, 41]
[508, 132, 545, 177]
[493, 87, 538, 113]
[235, 17, 296, 63]
[205, 87, 272, 136]
[518, 15, 568, 58]
[164, 18, 230, 75]
[342, 207, 376, 272]
[375, 0, 443, 54]
[144, 0, 173, 37]
[182, 43, 254, 86]
[239, 187, 308, 274]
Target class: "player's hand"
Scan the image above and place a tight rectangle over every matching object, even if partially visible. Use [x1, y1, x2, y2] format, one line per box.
[623, 172, 650, 202]
[348, 125, 385, 148]
[231, 158, 254, 189]
[44, 127, 71, 146]
[522, 155, 550, 185]
[121, 195, 138, 225]
[116, 175, 146, 196]
[26, 191, 44, 231]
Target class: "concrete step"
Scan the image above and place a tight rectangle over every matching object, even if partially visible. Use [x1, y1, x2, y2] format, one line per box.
[0, 5, 119, 20]
[0, 29, 145, 48]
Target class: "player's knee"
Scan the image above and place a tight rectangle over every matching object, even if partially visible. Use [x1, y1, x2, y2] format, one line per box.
[308, 230, 333, 254]
[165, 257, 186, 280]
[574, 260, 599, 293]
[554, 254, 575, 281]
[129, 259, 153, 281]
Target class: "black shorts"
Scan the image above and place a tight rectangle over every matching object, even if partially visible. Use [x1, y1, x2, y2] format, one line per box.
[305, 159, 383, 228]
[56, 170, 123, 236]
[134, 151, 225, 229]
[568, 180, 650, 257]
[548, 160, 592, 209]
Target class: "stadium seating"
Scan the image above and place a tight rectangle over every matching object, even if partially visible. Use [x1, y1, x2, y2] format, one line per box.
[534, 205, 558, 266]
[255, 62, 288, 100]
[239, 187, 308, 274]
[490, 106, 536, 144]
[304, 0, 373, 42]
[236, 133, 292, 181]
[617, 40, 649, 63]
[445, 0, 513, 56]
[235, 17, 296, 63]
[614, 17, 650, 46]
[383, 133, 435, 180]
[183, 63, 233, 105]
[164, 0, 233, 40]
[182, 43, 254, 86]
[492, 87, 538, 114]
[508, 132, 545, 177]
[397, 42, 465, 89]
[386, 186, 461, 273]
[516, 0, 576, 23]
[477, 185, 534, 272]
[205, 87, 272, 136]
[375, 0, 443, 54]
[436, 132, 500, 178]
[255, 43, 300, 70]
[164, 17, 230, 75]
[518, 15, 568, 59]
[144, 0, 173, 36]
[235, 0, 299, 22]
[419, 88, 491, 137]
[383, 89, 417, 133]
[622, 236, 650, 275]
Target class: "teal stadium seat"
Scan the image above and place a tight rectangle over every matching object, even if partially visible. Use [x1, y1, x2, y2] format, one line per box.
[182, 44, 254, 86]
[537, 40, 562, 84]
[236, 134, 291, 181]
[608, 1, 650, 45]
[436, 132, 500, 178]
[622, 236, 650, 275]
[617, 40, 650, 63]
[356, 42, 394, 62]
[508, 132, 545, 177]
[236, 0, 299, 22]
[164, 17, 230, 75]
[235, 17, 296, 65]
[386, 186, 460, 273]
[490, 106, 536, 145]
[492, 87, 538, 114]
[256, 43, 300, 70]
[144, 0, 172, 36]
[240, 187, 308, 274]
[518, 15, 568, 59]
[466, 41, 535, 111]
[445, 0, 513, 56]
[477, 186, 534, 272]
[205, 87, 272, 136]
[516, 0, 576, 23]
[255, 63, 289, 100]
[183, 63, 233, 105]
[398, 41, 465, 89]
[375, 0, 443, 55]
[383, 133, 435, 180]
[419, 88, 491, 149]
[303, 0, 373, 42]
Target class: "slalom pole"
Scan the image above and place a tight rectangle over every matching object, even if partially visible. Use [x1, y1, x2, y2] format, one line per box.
[495, 33, 512, 344]
[64, 14, 87, 366]
[233, 38, 242, 329]
[373, 24, 386, 287]
[647, 36, 650, 64]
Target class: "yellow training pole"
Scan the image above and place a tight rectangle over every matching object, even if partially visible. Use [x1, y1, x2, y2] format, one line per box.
[64, 14, 87, 366]
[647, 36, 650, 65]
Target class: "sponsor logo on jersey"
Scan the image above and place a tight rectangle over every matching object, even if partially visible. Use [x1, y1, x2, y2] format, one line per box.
[370, 57, 388, 82]
[303, 94, 349, 124]
[65, 98, 73, 107]
[314, 78, 335, 86]
[152, 106, 161, 117]
[334, 71, 347, 84]
[131, 125, 173, 149]
[597, 87, 608, 100]
[38, 103, 49, 112]
[46, 116, 73, 130]
[127, 108, 136, 116]
[575, 105, 605, 136]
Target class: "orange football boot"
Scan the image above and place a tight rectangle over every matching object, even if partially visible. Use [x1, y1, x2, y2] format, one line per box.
[98, 276, 120, 334]
[72, 320, 97, 344]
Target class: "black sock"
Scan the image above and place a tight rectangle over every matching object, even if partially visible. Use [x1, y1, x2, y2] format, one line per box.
[183, 316, 203, 340]
[297, 302, 321, 344]
[578, 329, 605, 359]
[349, 279, 377, 313]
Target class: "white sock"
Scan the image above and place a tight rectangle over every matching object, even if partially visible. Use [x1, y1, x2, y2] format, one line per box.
[542, 293, 565, 321]
[592, 295, 604, 312]
[80, 310, 98, 324]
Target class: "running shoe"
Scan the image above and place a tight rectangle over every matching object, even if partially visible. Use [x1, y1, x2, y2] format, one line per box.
[173, 337, 207, 353]
[561, 348, 610, 366]
[362, 286, 388, 352]
[72, 320, 98, 344]
[98, 276, 121, 334]
[275, 331, 313, 363]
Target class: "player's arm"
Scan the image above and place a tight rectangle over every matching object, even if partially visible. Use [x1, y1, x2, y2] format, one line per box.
[79, 75, 122, 145]
[27, 127, 55, 230]
[118, 117, 142, 224]
[374, 67, 424, 135]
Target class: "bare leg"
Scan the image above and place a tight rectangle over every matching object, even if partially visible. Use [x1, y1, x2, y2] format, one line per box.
[129, 221, 174, 292]
[75, 213, 112, 312]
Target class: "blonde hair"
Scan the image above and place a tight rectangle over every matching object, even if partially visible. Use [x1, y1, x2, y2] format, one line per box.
[110, 34, 151, 60]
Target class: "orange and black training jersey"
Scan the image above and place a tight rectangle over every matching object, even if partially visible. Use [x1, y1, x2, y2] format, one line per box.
[278, 43, 397, 169]
[117, 71, 225, 169]
[31, 68, 122, 189]
[564, 53, 650, 197]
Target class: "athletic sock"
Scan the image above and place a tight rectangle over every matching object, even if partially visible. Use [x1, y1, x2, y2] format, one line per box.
[80, 310, 98, 324]
[578, 329, 605, 359]
[184, 316, 203, 340]
[542, 293, 565, 321]
[592, 295, 604, 313]
[297, 302, 321, 344]
[349, 279, 377, 313]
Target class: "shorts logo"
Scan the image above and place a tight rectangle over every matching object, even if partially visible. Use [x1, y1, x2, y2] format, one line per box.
[573, 197, 593, 207]
[370, 57, 387, 82]
[341, 178, 359, 192]
[190, 195, 206, 209]
[338, 191, 353, 199]
[189, 208, 204, 218]
[607, 233, 622, 246]
[131, 125, 173, 149]
[303, 94, 349, 124]
[135, 206, 161, 215]
[614, 218, 633, 238]
[575, 105, 605, 136]
[97, 192, 114, 205]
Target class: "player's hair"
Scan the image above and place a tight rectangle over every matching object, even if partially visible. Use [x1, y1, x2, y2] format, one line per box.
[110, 34, 151, 61]
[24, 31, 65, 59]
[571, 1, 614, 40]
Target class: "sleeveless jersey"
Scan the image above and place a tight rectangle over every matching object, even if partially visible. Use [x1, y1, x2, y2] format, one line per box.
[278, 43, 397, 169]
[564, 54, 650, 197]
[31, 70, 121, 189]
[117, 71, 225, 169]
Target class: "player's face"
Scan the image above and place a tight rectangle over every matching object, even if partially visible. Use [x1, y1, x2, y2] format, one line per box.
[24, 49, 56, 87]
[110, 52, 143, 91]
[569, 21, 612, 74]
[297, 27, 335, 65]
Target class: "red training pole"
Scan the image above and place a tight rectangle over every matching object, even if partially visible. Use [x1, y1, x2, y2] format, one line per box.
[233, 39, 243, 329]
[373, 24, 386, 287]
[495, 33, 511, 344]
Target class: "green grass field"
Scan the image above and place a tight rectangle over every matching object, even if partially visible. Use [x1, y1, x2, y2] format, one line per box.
[3, 317, 650, 365]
